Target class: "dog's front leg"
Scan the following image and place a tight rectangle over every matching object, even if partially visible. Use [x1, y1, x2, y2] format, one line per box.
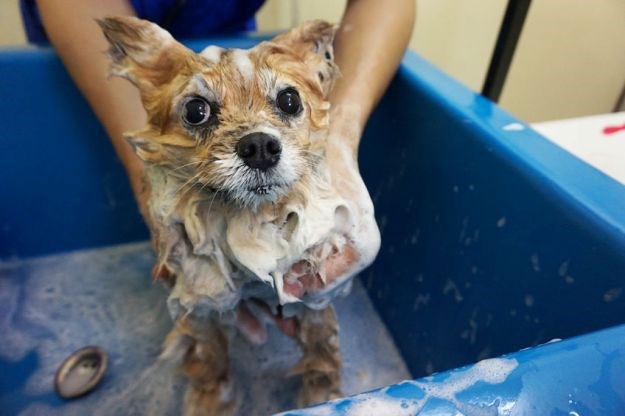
[292, 306, 342, 407]
[163, 317, 237, 416]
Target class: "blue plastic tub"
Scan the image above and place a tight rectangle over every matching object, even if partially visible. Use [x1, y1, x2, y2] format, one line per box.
[2, 35, 625, 415]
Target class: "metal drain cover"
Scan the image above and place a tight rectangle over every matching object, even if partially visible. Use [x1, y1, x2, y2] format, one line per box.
[54, 346, 108, 399]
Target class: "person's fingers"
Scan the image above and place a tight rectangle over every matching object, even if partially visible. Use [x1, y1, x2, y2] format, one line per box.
[274, 315, 298, 338]
[283, 277, 306, 299]
[323, 243, 359, 282]
[236, 302, 268, 345]
[247, 299, 299, 338]
[284, 241, 360, 298]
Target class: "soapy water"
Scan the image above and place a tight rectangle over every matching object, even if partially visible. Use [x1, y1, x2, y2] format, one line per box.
[279, 357, 519, 416]
[0, 242, 409, 415]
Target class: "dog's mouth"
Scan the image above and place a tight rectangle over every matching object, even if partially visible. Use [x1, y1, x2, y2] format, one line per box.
[250, 184, 277, 195]
[197, 183, 279, 196]
[203, 156, 301, 207]
[215, 179, 291, 208]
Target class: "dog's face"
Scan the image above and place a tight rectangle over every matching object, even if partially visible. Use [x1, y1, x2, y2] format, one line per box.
[98, 17, 338, 208]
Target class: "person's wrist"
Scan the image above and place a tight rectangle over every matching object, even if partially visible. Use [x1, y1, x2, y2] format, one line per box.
[328, 103, 365, 155]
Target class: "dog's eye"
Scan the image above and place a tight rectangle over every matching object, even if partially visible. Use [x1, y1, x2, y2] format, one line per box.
[183, 98, 210, 125]
[276, 88, 302, 115]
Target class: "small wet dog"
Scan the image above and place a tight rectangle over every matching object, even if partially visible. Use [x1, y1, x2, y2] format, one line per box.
[98, 17, 380, 415]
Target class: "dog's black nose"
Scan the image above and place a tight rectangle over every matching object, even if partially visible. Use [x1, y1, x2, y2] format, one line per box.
[236, 133, 282, 170]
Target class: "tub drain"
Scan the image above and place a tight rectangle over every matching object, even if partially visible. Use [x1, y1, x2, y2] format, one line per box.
[54, 346, 108, 399]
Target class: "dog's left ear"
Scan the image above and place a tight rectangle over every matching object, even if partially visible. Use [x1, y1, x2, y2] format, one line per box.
[271, 20, 339, 96]
[97, 16, 193, 91]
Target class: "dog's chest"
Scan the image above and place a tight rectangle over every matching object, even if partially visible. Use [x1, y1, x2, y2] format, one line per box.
[148, 167, 355, 322]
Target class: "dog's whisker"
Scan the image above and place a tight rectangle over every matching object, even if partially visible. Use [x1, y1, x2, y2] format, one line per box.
[170, 160, 204, 173]
[172, 171, 203, 197]
[196, 173, 218, 199]
[206, 184, 220, 217]
[297, 149, 322, 156]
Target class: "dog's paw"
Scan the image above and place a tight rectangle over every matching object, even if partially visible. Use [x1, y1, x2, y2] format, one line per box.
[184, 380, 239, 416]
[297, 370, 342, 407]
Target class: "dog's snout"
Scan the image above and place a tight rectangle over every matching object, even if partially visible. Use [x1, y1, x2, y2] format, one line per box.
[236, 133, 282, 170]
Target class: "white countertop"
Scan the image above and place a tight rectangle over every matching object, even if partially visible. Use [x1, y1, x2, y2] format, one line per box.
[532, 112, 625, 186]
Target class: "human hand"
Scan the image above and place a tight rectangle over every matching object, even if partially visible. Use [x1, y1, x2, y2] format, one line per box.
[281, 104, 381, 300]
[276, 0, 415, 299]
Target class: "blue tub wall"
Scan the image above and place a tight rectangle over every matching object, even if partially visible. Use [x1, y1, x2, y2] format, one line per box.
[2, 39, 625, 389]
[359, 52, 625, 378]
[283, 324, 625, 415]
[0, 46, 146, 258]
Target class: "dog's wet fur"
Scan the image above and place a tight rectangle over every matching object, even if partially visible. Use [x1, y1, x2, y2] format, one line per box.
[98, 17, 380, 415]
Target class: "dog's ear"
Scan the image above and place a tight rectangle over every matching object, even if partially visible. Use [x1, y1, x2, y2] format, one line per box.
[97, 16, 193, 90]
[124, 133, 161, 162]
[271, 20, 339, 96]
[123, 127, 196, 164]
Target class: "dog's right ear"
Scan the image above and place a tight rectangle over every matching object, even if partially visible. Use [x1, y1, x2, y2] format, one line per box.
[97, 16, 193, 90]
[269, 20, 339, 97]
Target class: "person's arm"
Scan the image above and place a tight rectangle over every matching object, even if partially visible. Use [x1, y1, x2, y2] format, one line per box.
[330, 0, 416, 154]
[309, 0, 415, 283]
[36, 0, 149, 218]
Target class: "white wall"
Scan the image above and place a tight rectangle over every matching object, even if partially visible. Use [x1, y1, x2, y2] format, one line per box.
[2, 0, 623, 122]
[0, 0, 26, 45]
[409, 0, 506, 92]
[257, 0, 347, 29]
[499, 0, 625, 122]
